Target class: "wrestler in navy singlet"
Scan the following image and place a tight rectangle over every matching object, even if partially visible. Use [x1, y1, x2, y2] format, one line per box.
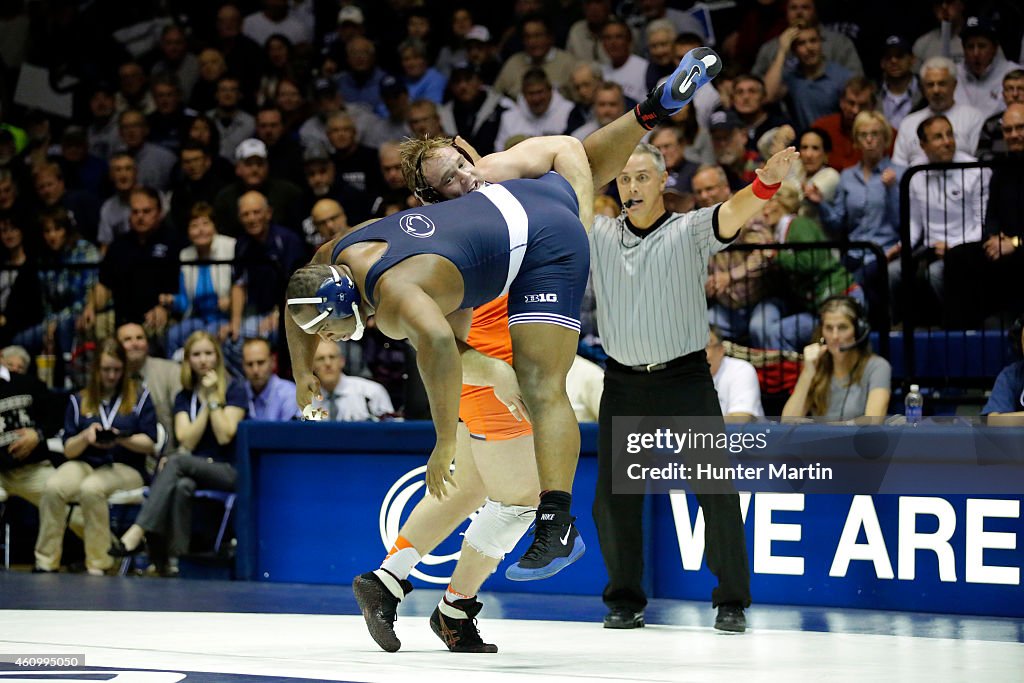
[331, 171, 590, 332]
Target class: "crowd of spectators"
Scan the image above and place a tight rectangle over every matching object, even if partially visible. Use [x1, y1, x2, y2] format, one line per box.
[2, 0, 1024, 572]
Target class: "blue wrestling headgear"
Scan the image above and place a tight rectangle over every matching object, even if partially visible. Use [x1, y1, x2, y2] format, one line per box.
[286, 265, 365, 340]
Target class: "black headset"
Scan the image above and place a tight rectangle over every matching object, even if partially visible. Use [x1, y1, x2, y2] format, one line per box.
[412, 139, 475, 205]
[820, 295, 870, 351]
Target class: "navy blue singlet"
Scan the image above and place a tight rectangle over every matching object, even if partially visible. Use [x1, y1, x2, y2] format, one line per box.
[331, 172, 582, 311]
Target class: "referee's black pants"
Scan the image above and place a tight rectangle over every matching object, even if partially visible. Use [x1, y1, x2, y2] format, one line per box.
[593, 350, 751, 611]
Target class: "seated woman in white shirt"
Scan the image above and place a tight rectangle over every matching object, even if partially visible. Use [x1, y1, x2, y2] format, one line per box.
[166, 202, 236, 356]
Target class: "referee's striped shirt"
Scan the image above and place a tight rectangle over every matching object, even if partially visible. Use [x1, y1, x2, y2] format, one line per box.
[590, 205, 733, 366]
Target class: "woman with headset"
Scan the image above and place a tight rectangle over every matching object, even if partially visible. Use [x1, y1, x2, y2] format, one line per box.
[782, 296, 891, 421]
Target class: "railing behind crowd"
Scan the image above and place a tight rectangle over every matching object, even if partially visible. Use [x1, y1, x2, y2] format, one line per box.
[4, 225, 1015, 409]
[898, 159, 1020, 395]
[7, 244, 890, 392]
[707, 241, 889, 410]
[0, 256, 300, 391]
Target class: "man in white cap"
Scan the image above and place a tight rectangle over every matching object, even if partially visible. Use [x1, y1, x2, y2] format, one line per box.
[465, 25, 502, 85]
[320, 5, 366, 72]
[213, 138, 303, 236]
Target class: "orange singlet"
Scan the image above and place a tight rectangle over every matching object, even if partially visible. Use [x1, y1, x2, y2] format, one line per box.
[459, 295, 533, 441]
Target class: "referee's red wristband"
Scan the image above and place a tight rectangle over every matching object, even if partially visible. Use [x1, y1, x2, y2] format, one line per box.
[752, 177, 782, 200]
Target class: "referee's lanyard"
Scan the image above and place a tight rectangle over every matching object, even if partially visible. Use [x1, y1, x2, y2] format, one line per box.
[98, 396, 122, 431]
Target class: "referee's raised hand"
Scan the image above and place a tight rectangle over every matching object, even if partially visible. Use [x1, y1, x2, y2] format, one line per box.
[756, 146, 801, 185]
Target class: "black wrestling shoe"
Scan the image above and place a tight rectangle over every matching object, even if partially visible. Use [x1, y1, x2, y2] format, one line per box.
[603, 608, 645, 629]
[714, 604, 747, 633]
[352, 570, 413, 652]
[505, 510, 585, 581]
[429, 597, 498, 653]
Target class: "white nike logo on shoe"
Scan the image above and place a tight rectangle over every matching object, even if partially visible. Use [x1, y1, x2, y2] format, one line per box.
[677, 65, 701, 96]
[560, 525, 572, 545]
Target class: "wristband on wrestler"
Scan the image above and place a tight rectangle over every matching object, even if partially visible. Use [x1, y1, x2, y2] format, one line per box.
[752, 177, 782, 200]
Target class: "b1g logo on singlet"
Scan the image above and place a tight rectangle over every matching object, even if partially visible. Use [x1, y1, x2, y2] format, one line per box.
[380, 465, 478, 584]
[524, 293, 558, 303]
[399, 213, 436, 238]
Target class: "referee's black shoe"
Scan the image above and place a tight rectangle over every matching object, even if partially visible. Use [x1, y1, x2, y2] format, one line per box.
[505, 510, 585, 581]
[603, 608, 645, 629]
[352, 570, 413, 652]
[714, 603, 747, 633]
[430, 597, 499, 653]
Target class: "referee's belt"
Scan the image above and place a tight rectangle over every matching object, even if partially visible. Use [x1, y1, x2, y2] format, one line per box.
[606, 355, 692, 374]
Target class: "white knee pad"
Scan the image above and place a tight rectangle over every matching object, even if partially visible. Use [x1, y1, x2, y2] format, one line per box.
[463, 498, 535, 560]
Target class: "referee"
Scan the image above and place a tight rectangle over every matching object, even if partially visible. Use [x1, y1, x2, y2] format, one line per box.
[591, 142, 798, 632]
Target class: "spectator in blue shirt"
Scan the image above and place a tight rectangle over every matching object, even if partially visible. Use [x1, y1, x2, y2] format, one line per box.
[982, 320, 1024, 422]
[36, 338, 156, 575]
[765, 23, 852, 131]
[399, 38, 447, 104]
[242, 337, 298, 420]
[338, 36, 389, 117]
[811, 110, 903, 316]
[112, 330, 246, 576]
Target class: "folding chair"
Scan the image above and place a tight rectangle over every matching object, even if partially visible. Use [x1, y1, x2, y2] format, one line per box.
[192, 490, 237, 554]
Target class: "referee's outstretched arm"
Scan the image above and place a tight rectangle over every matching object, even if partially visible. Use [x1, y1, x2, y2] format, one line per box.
[717, 147, 801, 239]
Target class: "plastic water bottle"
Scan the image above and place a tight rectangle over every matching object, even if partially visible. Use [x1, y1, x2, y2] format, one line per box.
[905, 384, 923, 425]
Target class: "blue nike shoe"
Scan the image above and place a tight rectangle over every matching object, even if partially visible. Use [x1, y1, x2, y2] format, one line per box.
[635, 46, 722, 129]
[660, 46, 722, 112]
[505, 511, 586, 581]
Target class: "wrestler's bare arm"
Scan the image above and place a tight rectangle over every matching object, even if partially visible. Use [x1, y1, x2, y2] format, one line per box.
[476, 136, 584, 183]
[375, 279, 463, 447]
[475, 114, 647, 192]
[286, 309, 322, 408]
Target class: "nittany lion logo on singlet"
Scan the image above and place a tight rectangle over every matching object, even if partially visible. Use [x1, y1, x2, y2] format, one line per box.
[399, 213, 436, 238]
